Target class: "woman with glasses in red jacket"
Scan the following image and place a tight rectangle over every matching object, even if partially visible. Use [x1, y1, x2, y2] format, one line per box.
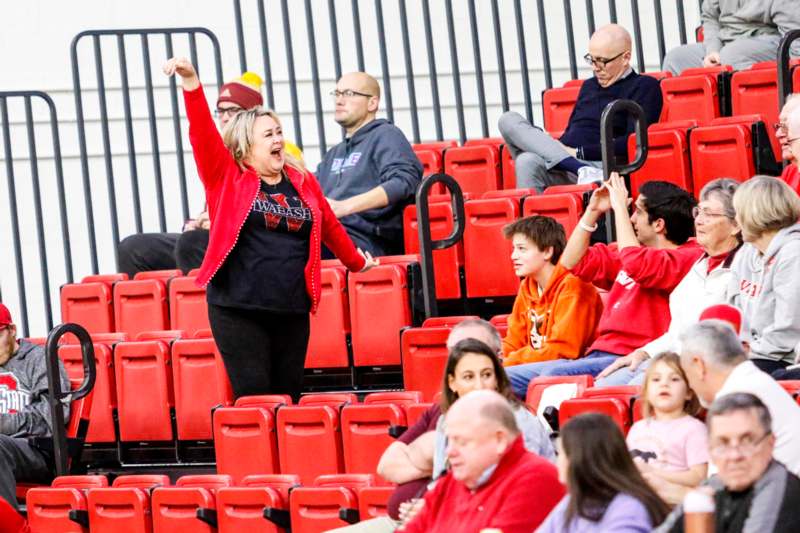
[163, 57, 377, 401]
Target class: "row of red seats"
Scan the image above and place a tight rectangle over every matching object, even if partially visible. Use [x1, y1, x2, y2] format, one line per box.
[26, 472, 393, 533]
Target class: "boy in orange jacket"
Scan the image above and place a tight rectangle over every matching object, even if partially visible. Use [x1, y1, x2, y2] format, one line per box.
[502, 216, 603, 397]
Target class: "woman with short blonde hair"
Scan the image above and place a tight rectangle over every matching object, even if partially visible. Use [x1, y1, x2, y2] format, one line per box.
[730, 175, 800, 375]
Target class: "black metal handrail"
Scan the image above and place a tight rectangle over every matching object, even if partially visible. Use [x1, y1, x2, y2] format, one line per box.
[44, 323, 96, 476]
[777, 29, 800, 110]
[415, 174, 466, 318]
[600, 99, 649, 242]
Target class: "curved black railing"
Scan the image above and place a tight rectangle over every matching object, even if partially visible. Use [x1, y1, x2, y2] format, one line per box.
[415, 174, 466, 318]
[778, 29, 800, 110]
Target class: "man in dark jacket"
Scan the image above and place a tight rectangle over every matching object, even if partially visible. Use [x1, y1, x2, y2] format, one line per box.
[317, 72, 423, 257]
[655, 393, 800, 533]
[0, 303, 71, 510]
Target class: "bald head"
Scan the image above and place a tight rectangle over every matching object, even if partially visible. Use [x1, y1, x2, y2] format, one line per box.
[447, 319, 502, 354]
[339, 72, 380, 100]
[446, 389, 518, 434]
[587, 24, 632, 88]
[778, 94, 800, 161]
[590, 24, 632, 51]
[334, 72, 381, 135]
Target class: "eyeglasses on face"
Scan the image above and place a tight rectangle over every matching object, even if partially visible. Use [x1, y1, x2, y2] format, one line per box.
[692, 206, 729, 220]
[583, 51, 625, 69]
[709, 431, 771, 458]
[214, 106, 244, 118]
[329, 89, 374, 99]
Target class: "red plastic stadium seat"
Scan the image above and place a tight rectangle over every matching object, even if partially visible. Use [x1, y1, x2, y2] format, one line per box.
[543, 183, 596, 196]
[168, 275, 210, 335]
[628, 121, 696, 196]
[643, 71, 673, 81]
[405, 402, 434, 427]
[421, 316, 479, 328]
[526, 375, 594, 412]
[133, 269, 181, 281]
[151, 475, 233, 533]
[348, 263, 413, 367]
[481, 188, 537, 202]
[82, 273, 128, 284]
[134, 329, 183, 342]
[412, 140, 457, 153]
[213, 395, 291, 483]
[779, 380, 800, 398]
[307, 267, 350, 369]
[363, 391, 423, 405]
[358, 486, 395, 521]
[86, 475, 170, 533]
[490, 314, 509, 339]
[58, 343, 116, 443]
[216, 474, 300, 533]
[542, 85, 581, 138]
[413, 148, 443, 177]
[730, 67, 780, 161]
[341, 402, 406, 476]
[26, 475, 109, 533]
[172, 338, 233, 441]
[690, 119, 755, 191]
[276, 395, 356, 484]
[522, 193, 582, 235]
[289, 475, 373, 533]
[401, 327, 450, 402]
[500, 145, 516, 189]
[113, 279, 169, 336]
[444, 145, 502, 195]
[464, 137, 504, 148]
[404, 203, 463, 299]
[114, 340, 174, 442]
[60, 282, 114, 334]
[559, 397, 632, 433]
[463, 198, 520, 298]
[660, 74, 720, 124]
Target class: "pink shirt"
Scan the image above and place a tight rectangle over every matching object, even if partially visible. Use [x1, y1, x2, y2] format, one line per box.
[626, 415, 709, 471]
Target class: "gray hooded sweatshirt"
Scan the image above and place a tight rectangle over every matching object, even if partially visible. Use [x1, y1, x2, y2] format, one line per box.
[729, 223, 800, 364]
[702, 0, 800, 54]
[0, 340, 70, 438]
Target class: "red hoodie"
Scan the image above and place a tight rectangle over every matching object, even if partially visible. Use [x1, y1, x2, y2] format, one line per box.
[570, 241, 703, 355]
[403, 436, 564, 533]
[781, 163, 800, 194]
[183, 85, 365, 313]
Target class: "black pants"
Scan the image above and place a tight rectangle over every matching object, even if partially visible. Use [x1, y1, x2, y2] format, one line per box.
[752, 358, 790, 375]
[117, 229, 209, 278]
[0, 435, 52, 510]
[772, 367, 800, 380]
[207, 303, 310, 401]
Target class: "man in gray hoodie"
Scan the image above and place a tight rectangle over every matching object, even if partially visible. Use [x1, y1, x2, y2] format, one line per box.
[317, 72, 423, 257]
[662, 0, 800, 75]
[0, 303, 71, 510]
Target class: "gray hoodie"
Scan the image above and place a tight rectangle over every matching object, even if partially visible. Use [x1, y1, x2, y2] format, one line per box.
[729, 223, 800, 364]
[0, 340, 70, 438]
[702, 0, 800, 53]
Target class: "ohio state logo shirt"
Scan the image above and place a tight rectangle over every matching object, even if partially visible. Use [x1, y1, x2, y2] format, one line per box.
[0, 372, 31, 414]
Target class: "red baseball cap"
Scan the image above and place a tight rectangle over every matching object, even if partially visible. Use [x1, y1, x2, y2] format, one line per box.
[699, 304, 742, 334]
[0, 303, 12, 329]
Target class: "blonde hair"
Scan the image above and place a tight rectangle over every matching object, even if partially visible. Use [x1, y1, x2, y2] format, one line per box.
[641, 352, 700, 418]
[221, 107, 305, 173]
[733, 175, 800, 239]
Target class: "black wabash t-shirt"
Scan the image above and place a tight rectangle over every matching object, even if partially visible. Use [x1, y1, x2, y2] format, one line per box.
[208, 176, 312, 313]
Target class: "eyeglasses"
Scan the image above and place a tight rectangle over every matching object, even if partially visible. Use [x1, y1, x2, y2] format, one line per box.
[583, 51, 626, 69]
[710, 431, 771, 458]
[692, 206, 729, 220]
[214, 106, 244, 118]
[773, 122, 788, 134]
[329, 89, 374, 99]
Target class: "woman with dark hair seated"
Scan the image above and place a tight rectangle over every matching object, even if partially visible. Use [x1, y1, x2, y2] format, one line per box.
[538, 413, 670, 532]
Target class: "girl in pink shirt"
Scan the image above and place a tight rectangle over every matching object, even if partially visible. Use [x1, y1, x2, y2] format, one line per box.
[626, 352, 709, 493]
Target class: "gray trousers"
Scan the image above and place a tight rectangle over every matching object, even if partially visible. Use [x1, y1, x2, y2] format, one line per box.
[498, 111, 601, 192]
[661, 35, 782, 75]
[0, 435, 52, 510]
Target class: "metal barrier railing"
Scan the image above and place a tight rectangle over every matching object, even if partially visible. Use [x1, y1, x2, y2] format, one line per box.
[778, 29, 800, 110]
[415, 174, 466, 318]
[0, 91, 73, 337]
[231, 0, 702, 146]
[70, 27, 224, 272]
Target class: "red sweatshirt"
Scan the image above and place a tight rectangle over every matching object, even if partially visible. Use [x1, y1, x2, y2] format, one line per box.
[570, 241, 703, 355]
[781, 163, 800, 194]
[183, 85, 365, 313]
[403, 436, 565, 533]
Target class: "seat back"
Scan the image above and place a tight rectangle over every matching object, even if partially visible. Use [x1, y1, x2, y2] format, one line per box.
[401, 327, 450, 402]
[289, 486, 359, 533]
[341, 403, 406, 476]
[730, 67, 780, 161]
[413, 148, 443, 177]
[660, 74, 720, 124]
[27, 476, 109, 533]
[59, 343, 116, 443]
[542, 85, 581, 138]
[522, 193, 582, 235]
[168, 275, 211, 335]
[307, 267, 351, 369]
[60, 282, 114, 334]
[690, 122, 753, 191]
[113, 279, 169, 336]
[133, 269, 182, 281]
[443, 145, 501, 196]
[559, 397, 632, 434]
[87, 476, 170, 533]
[213, 405, 280, 483]
[358, 486, 395, 521]
[151, 476, 233, 533]
[277, 404, 345, 484]
[404, 203, 462, 299]
[628, 124, 694, 196]
[526, 375, 594, 412]
[463, 198, 520, 298]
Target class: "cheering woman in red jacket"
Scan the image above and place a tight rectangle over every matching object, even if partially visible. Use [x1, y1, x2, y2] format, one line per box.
[164, 57, 377, 401]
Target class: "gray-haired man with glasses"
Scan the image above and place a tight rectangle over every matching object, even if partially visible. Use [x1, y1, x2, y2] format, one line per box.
[655, 393, 800, 533]
[497, 24, 662, 193]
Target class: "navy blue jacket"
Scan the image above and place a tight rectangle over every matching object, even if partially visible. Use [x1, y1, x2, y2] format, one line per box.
[559, 71, 663, 161]
[316, 119, 422, 255]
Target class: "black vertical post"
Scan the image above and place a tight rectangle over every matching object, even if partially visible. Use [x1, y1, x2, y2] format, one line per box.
[399, 0, 420, 142]
[445, 0, 466, 143]
[374, 0, 394, 124]
[630, 0, 646, 73]
[585, 0, 596, 36]
[117, 34, 143, 233]
[676, 0, 688, 45]
[141, 35, 168, 234]
[328, 0, 343, 81]
[280, 0, 304, 149]
[304, 0, 327, 155]
[256, 0, 276, 109]
[233, 0, 247, 72]
[535, 0, 553, 90]
[46, 93, 74, 284]
[563, 0, 578, 80]
[653, 0, 667, 65]
[608, 0, 618, 23]
[514, 0, 534, 122]
[165, 34, 190, 222]
[351, 0, 366, 72]
[422, 0, 444, 140]
[491, 0, 509, 113]
[467, 0, 489, 138]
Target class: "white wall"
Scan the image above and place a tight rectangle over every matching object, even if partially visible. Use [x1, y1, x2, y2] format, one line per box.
[0, 0, 700, 335]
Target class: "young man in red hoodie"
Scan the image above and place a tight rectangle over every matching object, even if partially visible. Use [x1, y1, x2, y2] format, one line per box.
[506, 173, 701, 394]
[402, 390, 564, 533]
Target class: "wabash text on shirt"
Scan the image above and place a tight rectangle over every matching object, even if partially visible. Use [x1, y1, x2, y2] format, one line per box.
[253, 188, 312, 235]
[0, 373, 31, 414]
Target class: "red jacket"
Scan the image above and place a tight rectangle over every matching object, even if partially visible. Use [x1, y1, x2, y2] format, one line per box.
[183, 85, 365, 313]
[782, 163, 800, 194]
[403, 436, 565, 533]
[571, 241, 703, 355]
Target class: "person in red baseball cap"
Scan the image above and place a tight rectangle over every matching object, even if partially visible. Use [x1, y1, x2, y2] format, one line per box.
[0, 302, 71, 511]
